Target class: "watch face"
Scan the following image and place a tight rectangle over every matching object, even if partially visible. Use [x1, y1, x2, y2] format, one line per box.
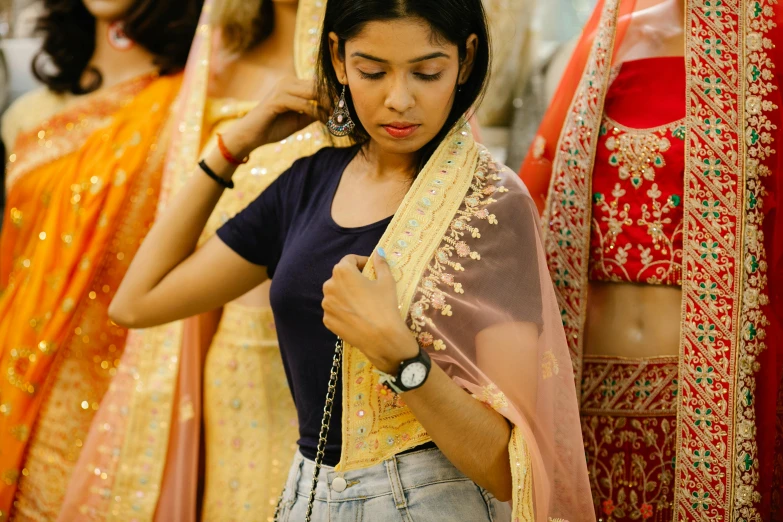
[400, 361, 428, 388]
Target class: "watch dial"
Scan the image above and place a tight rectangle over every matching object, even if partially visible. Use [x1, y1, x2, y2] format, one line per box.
[400, 362, 427, 388]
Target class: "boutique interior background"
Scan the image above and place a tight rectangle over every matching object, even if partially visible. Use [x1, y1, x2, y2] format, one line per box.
[0, 0, 42, 227]
[0, 0, 596, 225]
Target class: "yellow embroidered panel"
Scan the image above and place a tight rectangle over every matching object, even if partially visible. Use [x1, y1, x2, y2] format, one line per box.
[338, 125, 479, 471]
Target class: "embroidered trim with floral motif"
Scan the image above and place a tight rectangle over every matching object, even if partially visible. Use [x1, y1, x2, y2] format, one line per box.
[541, 0, 621, 392]
[510, 428, 535, 522]
[731, 0, 777, 519]
[676, 0, 764, 519]
[580, 355, 678, 416]
[407, 154, 504, 348]
[339, 129, 482, 470]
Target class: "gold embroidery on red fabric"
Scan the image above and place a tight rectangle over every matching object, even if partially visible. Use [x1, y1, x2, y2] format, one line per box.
[591, 116, 685, 285]
[541, 0, 621, 390]
[581, 356, 678, 521]
[730, 0, 777, 518]
[603, 116, 683, 189]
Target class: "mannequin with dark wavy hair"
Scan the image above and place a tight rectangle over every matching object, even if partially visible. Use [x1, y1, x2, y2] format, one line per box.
[0, 0, 201, 519]
[33, 0, 200, 94]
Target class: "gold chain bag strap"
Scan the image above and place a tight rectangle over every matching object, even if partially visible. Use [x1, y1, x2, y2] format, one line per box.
[274, 338, 344, 522]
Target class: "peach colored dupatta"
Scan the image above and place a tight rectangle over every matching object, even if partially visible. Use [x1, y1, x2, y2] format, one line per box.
[327, 119, 593, 521]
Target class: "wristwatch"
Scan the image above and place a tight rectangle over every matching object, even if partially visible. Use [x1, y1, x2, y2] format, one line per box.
[376, 347, 432, 394]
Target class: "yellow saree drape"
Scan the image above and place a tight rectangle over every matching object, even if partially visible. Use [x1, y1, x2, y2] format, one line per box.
[0, 73, 181, 521]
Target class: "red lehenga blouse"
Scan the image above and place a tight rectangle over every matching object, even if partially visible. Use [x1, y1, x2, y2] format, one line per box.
[589, 56, 685, 286]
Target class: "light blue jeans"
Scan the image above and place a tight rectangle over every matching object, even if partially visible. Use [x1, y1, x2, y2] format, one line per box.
[275, 447, 511, 522]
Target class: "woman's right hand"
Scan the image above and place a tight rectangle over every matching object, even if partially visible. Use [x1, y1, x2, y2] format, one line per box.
[219, 77, 322, 159]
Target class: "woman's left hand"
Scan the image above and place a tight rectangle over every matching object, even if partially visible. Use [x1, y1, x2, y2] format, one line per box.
[322, 250, 419, 373]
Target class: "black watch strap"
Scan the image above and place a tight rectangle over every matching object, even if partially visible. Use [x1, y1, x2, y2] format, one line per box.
[393, 347, 432, 393]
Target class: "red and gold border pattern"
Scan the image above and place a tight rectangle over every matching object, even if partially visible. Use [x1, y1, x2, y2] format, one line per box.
[732, 0, 776, 519]
[677, 1, 742, 519]
[675, 0, 775, 520]
[541, 0, 621, 393]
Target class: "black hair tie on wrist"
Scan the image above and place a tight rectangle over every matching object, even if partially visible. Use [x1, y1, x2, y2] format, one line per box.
[199, 159, 235, 189]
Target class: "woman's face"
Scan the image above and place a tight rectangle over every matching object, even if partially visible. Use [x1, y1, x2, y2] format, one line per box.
[330, 17, 476, 156]
[82, 0, 135, 21]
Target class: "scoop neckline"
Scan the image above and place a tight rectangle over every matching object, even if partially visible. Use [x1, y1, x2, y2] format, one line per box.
[326, 145, 396, 235]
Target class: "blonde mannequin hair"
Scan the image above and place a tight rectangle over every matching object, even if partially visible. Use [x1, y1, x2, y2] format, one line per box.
[210, 0, 268, 53]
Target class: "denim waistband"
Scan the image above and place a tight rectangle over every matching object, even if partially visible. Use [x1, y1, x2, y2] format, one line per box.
[281, 447, 471, 504]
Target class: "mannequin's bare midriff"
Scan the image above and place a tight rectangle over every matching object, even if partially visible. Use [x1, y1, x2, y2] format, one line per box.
[583, 0, 684, 359]
[213, 0, 298, 309]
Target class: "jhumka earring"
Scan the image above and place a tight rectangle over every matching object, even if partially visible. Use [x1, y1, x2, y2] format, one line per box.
[327, 85, 355, 137]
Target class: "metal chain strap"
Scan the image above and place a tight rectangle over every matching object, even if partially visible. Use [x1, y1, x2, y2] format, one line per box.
[274, 337, 343, 522]
[305, 337, 343, 521]
[272, 492, 284, 521]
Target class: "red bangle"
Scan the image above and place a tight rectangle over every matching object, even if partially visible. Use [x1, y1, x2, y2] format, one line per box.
[216, 133, 249, 165]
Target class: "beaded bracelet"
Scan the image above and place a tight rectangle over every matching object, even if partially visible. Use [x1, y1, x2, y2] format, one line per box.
[199, 159, 234, 189]
[216, 133, 249, 165]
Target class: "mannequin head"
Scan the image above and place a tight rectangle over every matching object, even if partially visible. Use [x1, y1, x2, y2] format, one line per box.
[82, 0, 136, 21]
[33, 0, 203, 94]
[213, 0, 272, 54]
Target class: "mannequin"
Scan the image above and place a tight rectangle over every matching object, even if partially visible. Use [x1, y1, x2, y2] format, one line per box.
[0, 0, 199, 519]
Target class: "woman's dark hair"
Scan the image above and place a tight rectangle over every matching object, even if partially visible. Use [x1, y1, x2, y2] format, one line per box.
[316, 0, 491, 165]
[32, 0, 203, 94]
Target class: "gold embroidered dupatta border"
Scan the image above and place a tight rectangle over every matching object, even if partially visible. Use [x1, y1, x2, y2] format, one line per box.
[540, 0, 776, 520]
[338, 124, 535, 521]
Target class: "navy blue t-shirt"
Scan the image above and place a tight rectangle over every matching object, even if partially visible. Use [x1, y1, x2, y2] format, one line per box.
[217, 145, 390, 466]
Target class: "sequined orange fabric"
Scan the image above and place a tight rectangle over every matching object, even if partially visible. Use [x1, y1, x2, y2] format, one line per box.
[0, 73, 181, 520]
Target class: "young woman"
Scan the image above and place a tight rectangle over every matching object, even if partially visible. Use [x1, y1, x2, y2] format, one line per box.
[519, 0, 783, 520]
[111, 0, 593, 520]
[0, 0, 200, 519]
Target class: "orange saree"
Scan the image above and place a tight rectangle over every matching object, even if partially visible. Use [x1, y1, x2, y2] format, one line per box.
[0, 73, 181, 520]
